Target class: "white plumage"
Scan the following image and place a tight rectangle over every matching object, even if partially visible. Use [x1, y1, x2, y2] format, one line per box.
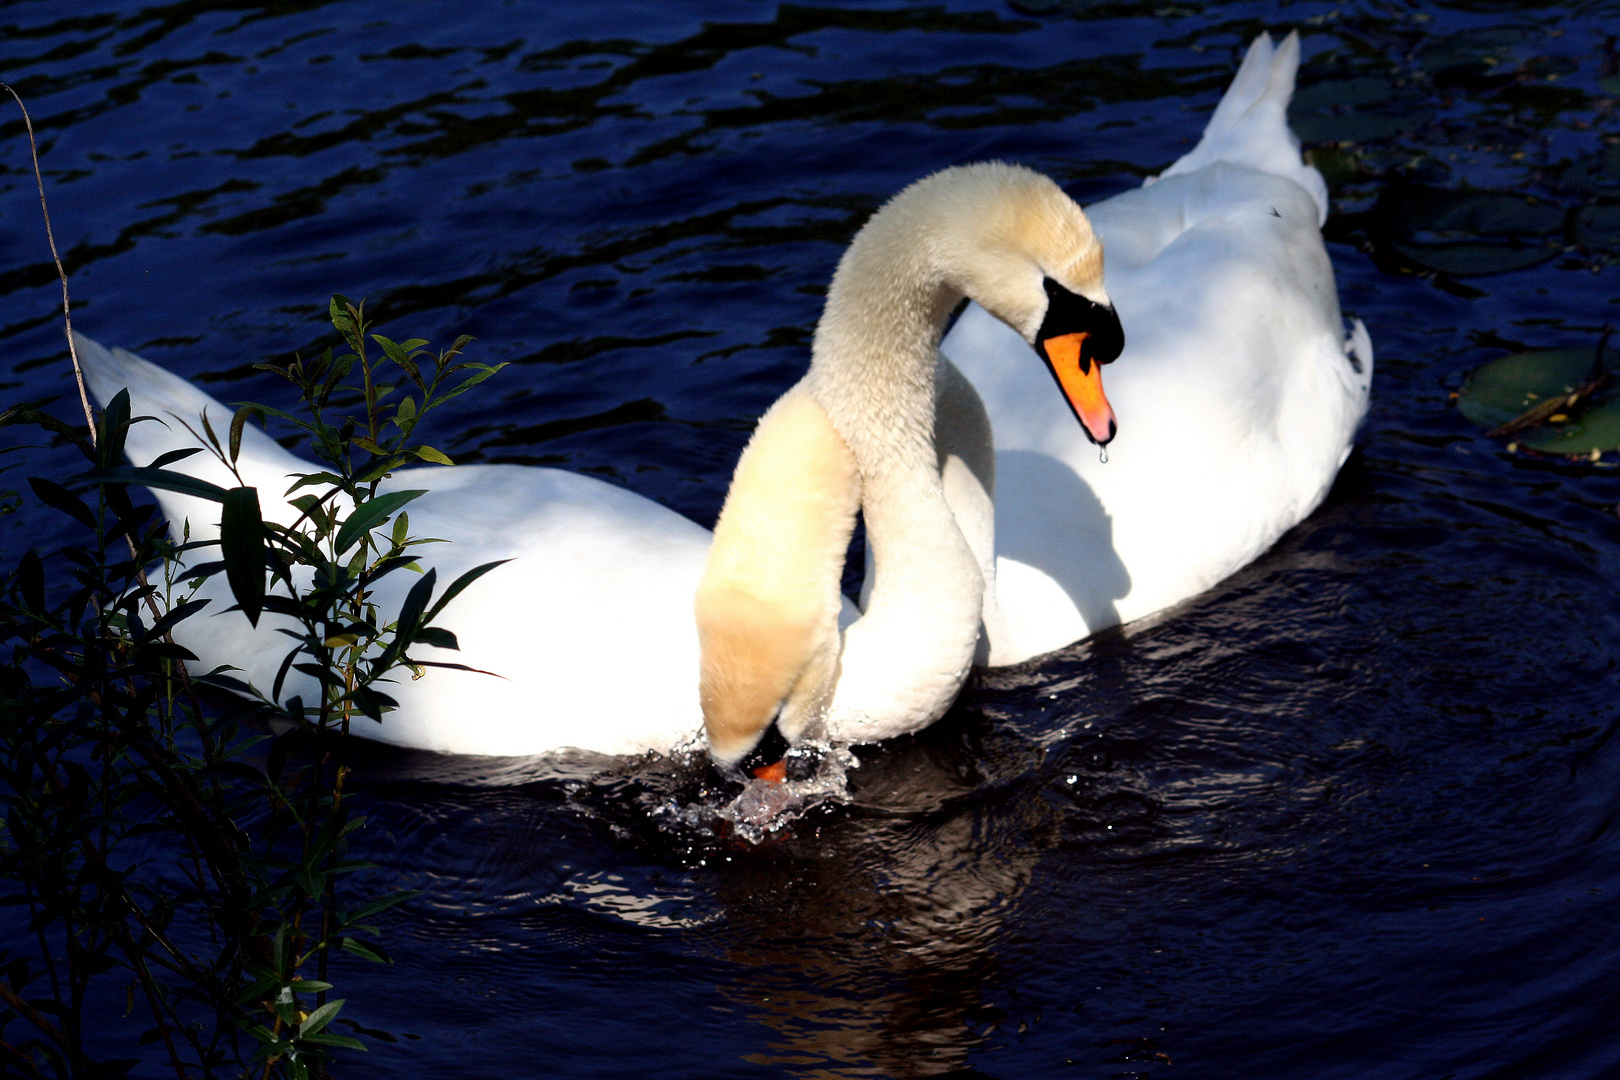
[74, 31, 1370, 758]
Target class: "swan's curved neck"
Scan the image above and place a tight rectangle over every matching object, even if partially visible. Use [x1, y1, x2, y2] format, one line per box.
[698, 162, 1105, 757]
[805, 196, 987, 740]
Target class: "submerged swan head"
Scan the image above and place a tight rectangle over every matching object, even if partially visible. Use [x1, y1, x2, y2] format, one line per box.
[697, 162, 1123, 769]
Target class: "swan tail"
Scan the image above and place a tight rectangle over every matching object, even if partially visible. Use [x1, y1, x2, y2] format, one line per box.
[1155, 31, 1329, 226]
[73, 331, 308, 539]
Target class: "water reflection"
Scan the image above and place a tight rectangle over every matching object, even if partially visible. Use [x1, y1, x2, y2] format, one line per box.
[708, 732, 1043, 1077]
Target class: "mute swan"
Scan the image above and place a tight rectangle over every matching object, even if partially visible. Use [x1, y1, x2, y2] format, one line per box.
[75, 333, 713, 757]
[699, 31, 1371, 765]
[945, 31, 1373, 664]
[76, 30, 1367, 766]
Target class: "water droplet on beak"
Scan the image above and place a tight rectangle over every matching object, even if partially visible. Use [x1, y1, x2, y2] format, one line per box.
[1098, 446, 1109, 464]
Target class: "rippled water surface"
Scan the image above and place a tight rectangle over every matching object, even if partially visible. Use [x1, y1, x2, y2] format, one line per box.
[5, 0, 1620, 1076]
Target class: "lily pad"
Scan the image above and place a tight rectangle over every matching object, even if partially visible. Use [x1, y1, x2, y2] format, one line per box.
[1291, 76, 1396, 112]
[1391, 239, 1556, 276]
[1416, 26, 1539, 87]
[1458, 347, 1620, 453]
[1573, 204, 1620, 248]
[1292, 109, 1426, 144]
[1562, 145, 1620, 196]
[1379, 184, 1564, 237]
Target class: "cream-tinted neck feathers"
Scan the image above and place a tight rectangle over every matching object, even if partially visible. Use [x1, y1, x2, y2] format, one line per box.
[698, 162, 1107, 762]
[695, 388, 859, 765]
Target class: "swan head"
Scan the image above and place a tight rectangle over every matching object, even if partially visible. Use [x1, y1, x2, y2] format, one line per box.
[945, 162, 1124, 445]
[846, 161, 1126, 445]
[695, 390, 859, 771]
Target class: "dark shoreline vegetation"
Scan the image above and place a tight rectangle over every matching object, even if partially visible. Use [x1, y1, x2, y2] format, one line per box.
[0, 296, 503, 1078]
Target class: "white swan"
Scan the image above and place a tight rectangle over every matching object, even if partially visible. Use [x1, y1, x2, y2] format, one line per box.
[698, 31, 1371, 764]
[75, 334, 713, 757]
[76, 31, 1368, 766]
[944, 31, 1373, 664]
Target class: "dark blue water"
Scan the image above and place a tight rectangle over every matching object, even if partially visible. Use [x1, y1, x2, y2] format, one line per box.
[4, 1, 1620, 1076]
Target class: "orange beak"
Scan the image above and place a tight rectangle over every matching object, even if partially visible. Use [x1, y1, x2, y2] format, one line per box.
[1042, 331, 1116, 446]
[751, 760, 787, 783]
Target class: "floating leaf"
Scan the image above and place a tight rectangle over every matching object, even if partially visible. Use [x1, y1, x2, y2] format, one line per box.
[1573, 204, 1620, 248]
[1292, 109, 1427, 144]
[1458, 348, 1620, 453]
[1561, 144, 1620, 196]
[1416, 26, 1537, 88]
[1390, 239, 1556, 276]
[1378, 184, 1563, 237]
[1292, 76, 1396, 113]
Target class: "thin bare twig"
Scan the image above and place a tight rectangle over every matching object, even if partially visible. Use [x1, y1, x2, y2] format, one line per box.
[0, 82, 95, 446]
[0, 1034, 49, 1080]
[0, 982, 70, 1056]
[1, 83, 217, 730]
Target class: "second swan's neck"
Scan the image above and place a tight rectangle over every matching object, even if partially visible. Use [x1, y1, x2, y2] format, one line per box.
[804, 163, 1103, 740]
[805, 178, 989, 742]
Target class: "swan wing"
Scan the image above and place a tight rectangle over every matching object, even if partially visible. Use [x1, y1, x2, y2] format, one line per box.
[941, 34, 1371, 665]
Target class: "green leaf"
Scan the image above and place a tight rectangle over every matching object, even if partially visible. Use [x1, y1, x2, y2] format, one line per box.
[145, 597, 211, 640]
[437, 362, 508, 404]
[28, 477, 97, 529]
[343, 889, 422, 926]
[333, 489, 427, 555]
[412, 445, 453, 465]
[339, 937, 392, 964]
[82, 466, 231, 503]
[149, 446, 205, 469]
[18, 548, 43, 613]
[1458, 347, 1620, 453]
[101, 388, 132, 466]
[221, 487, 267, 626]
[286, 472, 345, 495]
[414, 626, 459, 650]
[298, 1032, 367, 1051]
[229, 405, 261, 465]
[425, 559, 510, 623]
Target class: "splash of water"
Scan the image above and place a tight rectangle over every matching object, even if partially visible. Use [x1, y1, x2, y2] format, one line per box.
[716, 742, 860, 844]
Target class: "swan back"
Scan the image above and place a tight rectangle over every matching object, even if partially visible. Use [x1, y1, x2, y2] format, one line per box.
[72, 331, 311, 539]
[940, 34, 1372, 664]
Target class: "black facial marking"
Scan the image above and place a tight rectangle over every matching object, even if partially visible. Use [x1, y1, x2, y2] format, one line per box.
[1036, 277, 1125, 374]
[738, 717, 790, 775]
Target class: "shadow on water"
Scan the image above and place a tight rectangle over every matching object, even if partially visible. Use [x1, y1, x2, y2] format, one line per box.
[5, 0, 1620, 1076]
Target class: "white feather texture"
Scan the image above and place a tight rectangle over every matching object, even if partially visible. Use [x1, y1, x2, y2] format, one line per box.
[74, 333, 713, 757]
[72, 30, 1371, 756]
[941, 31, 1372, 664]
